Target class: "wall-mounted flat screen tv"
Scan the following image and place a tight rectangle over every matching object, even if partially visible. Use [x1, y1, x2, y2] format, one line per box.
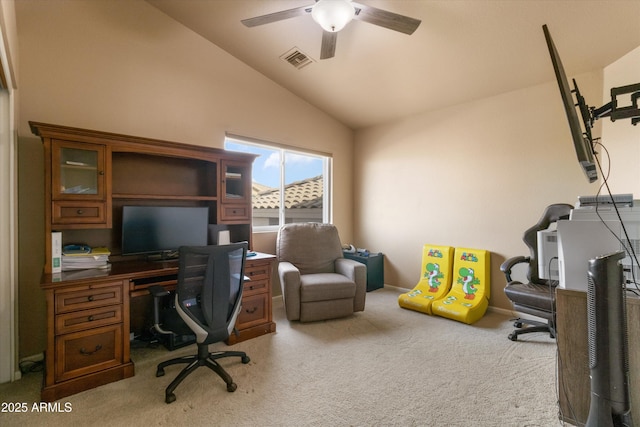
[543, 24, 598, 183]
[121, 206, 208, 257]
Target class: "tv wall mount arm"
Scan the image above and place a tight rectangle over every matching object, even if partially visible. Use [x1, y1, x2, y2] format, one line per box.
[610, 82, 640, 125]
[579, 81, 640, 128]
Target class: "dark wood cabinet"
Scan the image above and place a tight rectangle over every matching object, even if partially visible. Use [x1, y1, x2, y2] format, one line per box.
[31, 122, 274, 401]
[41, 278, 133, 402]
[556, 288, 640, 425]
[50, 139, 110, 229]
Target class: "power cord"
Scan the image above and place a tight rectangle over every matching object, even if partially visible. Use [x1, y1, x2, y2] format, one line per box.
[19, 359, 44, 375]
[592, 140, 640, 295]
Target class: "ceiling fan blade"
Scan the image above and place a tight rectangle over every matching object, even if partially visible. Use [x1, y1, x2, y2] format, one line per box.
[351, 2, 421, 35]
[320, 31, 337, 60]
[241, 5, 313, 27]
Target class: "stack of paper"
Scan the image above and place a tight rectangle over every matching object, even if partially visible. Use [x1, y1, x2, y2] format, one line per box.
[62, 247, 111, 271]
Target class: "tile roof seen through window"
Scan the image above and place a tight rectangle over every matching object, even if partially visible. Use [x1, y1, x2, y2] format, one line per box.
[252, 175, 322, 209]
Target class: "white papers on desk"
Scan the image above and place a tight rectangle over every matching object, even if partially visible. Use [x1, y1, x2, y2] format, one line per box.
[62, 254, 110, 271]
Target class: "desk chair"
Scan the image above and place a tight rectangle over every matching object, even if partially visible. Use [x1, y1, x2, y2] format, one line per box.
[153, 243, 250, 403]
[500, 203, 572, 341]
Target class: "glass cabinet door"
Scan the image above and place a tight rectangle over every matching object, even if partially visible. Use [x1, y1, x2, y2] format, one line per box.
[221, 160, 250, 203]
[52, 140, 105, 200]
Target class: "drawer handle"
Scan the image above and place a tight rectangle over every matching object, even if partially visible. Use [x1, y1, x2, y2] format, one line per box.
[79, 345, 102, 356]
[249, 285, 254, 290]
[88, 315, 94, 322]
[245, 307, 257, 314]
[87, 296, 94, 302]
[77, 209, 84, 215]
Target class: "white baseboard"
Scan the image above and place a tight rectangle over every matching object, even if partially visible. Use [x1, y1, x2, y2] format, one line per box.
[20, 352, 44, 363]
[487, 306, 515, 316]
[380, 284, 406, 292]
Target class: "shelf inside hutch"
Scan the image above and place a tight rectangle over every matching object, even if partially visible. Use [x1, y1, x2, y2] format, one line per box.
[111, 152, 217, 199]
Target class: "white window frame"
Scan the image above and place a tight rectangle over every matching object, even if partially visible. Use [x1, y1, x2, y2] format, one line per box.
[225, 134, 332, 232]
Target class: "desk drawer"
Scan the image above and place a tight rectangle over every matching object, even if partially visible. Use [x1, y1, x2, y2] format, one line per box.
[243, 279, 268, 297]
[52, 201, 106, 224]
[56, 305, 122, 335]
[55, 283, 122, 314]
[245, 262, 270, 281]
[237, 293, 270, 329]
[220, 204, 249, 221]
[55, 324, 122, 382]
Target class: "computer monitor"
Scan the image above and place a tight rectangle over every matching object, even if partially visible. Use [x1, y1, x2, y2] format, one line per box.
[121, 206, 208, 259]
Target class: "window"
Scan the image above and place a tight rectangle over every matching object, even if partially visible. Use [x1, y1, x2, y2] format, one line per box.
[224, 135, 331, 231]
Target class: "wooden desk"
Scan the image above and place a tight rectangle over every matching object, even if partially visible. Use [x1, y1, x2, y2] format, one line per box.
[556, 288, 640, 425]
[40, 253, 276, 401]
[32, 123, 270, 401]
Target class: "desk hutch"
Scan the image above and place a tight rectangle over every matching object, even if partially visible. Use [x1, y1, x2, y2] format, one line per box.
[31, 122, 276, 401]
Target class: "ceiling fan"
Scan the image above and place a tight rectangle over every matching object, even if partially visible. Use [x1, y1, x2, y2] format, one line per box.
[241, 0, 421, 60]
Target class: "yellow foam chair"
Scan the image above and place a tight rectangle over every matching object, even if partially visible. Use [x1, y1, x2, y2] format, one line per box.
[398, 244, 454, 315]
[432, 247, 490, 324]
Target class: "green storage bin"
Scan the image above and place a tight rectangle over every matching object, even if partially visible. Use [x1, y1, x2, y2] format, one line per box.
[343, 252, 384, 292]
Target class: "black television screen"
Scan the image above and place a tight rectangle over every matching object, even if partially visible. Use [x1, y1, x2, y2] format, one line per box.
[542, 24, 598, 183]
[121, 206, 209, 257]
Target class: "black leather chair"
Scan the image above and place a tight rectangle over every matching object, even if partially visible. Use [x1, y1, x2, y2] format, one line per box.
[500, 203, 573, 341]
[151, 243, 250, 403]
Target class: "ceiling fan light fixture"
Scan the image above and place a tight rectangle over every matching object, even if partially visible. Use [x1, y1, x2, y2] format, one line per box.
[311, 0, 355, 33]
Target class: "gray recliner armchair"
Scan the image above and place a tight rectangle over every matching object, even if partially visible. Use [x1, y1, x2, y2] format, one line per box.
[276, 223, 366, 322]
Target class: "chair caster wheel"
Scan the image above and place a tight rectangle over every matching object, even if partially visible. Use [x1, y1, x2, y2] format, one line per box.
[165, 393, 176, 404]
[508, 333, 518, 341]
[514, 321, 523, 328]
[227, 382, 237, 392]
[156, 368, 165, 377]
[241, 355, 250, 364]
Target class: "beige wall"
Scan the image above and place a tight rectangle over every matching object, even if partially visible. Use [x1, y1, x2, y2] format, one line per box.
[15, 0, 353, 357]
[353, 72, 604, 311]
[601, 46, 640, 194]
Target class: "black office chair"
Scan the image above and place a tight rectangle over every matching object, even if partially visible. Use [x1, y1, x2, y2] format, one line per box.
[151, 243, 250, 404]
[500, 203, 573, 341]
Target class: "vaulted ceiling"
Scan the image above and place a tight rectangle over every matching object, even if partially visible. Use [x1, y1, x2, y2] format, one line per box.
[147, 0, 640, 130]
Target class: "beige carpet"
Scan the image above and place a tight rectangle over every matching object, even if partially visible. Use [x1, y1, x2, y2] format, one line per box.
[0, 287, 563, 426]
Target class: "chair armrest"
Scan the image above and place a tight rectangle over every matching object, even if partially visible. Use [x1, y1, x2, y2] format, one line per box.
[335, 258, 367, 312]
[278, 261, 302, 321]
[335, 258, 365, 282]
[500, 256, 529, 282]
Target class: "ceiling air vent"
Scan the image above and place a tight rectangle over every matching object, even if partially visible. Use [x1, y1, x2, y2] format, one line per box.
[280, 47, 314, 70]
